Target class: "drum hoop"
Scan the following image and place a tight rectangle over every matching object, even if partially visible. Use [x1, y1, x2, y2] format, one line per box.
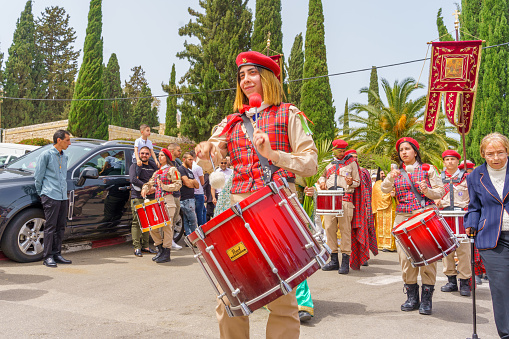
[392, 208, 437, 234]
[316, 190, 344, 197]
[410, 243, 459, 266]
[439, 210, 467, 217]
[227, 246, 327, 311]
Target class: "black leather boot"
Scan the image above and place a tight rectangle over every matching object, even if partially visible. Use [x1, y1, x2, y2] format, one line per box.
[419, 284, 435, 315]
[401, 283, 420, 311]
[338, 254, 350, 274]
[155, 248, 171, 263]
[459, 278, 471, 297]
[322, 252, 339, 271]
[152, 244, 164, 261]
[440, 275, 458, 292]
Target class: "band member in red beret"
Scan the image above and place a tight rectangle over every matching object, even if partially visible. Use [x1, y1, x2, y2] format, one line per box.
[381, 137, 444, 315]
[195, 50, 318, 339]
[435, 150, 472, 296]
[316, 139, 360, 274]
[458, 159, 475, 173]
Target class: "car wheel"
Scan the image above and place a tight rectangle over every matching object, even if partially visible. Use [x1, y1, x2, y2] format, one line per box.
[1, 209, 45, 263]
[173, 210, 185, 243]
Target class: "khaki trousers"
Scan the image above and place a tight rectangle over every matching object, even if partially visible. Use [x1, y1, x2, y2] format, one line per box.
[443, 241, 472, 279]
[215, 184, 300, 339]
[150, 204, 175, 249]
[323, 201, 354, 255]
[394, 211, 437, 285]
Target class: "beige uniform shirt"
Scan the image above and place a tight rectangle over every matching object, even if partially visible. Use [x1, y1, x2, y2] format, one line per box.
[197, 103, 318, 179]
[438, 171, 469, 209]
[318, 158, 360, 193]
[142, 165, 182, 207]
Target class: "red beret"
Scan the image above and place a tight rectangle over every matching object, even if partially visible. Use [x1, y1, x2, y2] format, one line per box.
[332, 139, 348, 149]
[442, 150, 461, 159]
[396, 137, 419, 151]
[236, 51, 280, 78]
[344, 149, 357, 156]
[161, 148, 173, 162]
[458, 160, 475, 170]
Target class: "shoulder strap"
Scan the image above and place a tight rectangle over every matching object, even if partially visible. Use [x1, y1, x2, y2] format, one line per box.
[401, 168, 425, 208]
[241, 114, 280, 185]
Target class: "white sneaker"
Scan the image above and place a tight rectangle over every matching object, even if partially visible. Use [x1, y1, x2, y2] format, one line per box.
[172, 241, 182, 251]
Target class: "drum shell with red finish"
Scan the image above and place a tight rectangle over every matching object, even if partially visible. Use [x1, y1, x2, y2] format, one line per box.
[315, 190, 344, 215]
[187, 183, 328, 316]
[439, 210, 467, 236]
[392, 208, 459, 267]
[135, 198, 171, 233]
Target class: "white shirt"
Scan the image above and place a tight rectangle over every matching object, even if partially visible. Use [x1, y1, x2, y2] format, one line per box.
[192, 161, 204, 195]
[132, 137, 153, 160]
[215, 167, 233, 194]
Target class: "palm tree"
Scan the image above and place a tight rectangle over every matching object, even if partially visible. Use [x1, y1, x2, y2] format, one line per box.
[339, 77, 458, 165]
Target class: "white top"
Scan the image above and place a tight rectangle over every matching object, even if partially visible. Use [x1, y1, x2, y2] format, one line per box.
[132, 137, 153, 160]
[192, 161, 204, 195]
[487, 161, 509, 231]
[215, 167, 233, 194]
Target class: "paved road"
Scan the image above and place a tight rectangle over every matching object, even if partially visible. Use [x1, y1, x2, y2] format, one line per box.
[0, 242, 499, 338]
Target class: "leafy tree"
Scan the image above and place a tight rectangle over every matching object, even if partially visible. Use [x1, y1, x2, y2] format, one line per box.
[0, 44, 4, 85]
[346, 78, 458, 164]
[102, 53, 127, 127]
[68, 0, 106, 139]
[251, 0, 282, 53]
[124, 65, 158, 129]
[368, 66, 380, 107]
[342, 99, 349, 135]
[301, 0, 335, 141]
[460, 1, 481, 40]
[35, 6, 80, 120]
[177, 0, 252, 142]
[436, 8, 454, 41]
[2, 0, 46, 128]
[162, 64, 179, 136]
[287, 33, 304, 107]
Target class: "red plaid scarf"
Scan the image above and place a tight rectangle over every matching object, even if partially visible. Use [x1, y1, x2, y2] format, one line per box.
[350, 167, 378, 270]
[394, 164, 434, 213]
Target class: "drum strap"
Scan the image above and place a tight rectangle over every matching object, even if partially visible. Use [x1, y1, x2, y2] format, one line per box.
[330, 156, 351, 190]
[241, 114, 280, 185]
[440, 170, 465, 210]
[401, 168, 425, 208]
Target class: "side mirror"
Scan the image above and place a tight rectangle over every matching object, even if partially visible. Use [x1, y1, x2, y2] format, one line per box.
[77, 167, 99, 186]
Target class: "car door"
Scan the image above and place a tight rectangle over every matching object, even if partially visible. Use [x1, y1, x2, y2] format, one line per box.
[68, 148, 131, 238]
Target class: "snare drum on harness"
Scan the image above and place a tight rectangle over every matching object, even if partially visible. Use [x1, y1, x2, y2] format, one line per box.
[439, 209, 468, 243]
[314, 188, 344, 217]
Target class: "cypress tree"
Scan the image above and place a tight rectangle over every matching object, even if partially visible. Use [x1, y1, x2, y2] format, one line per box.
[177, 0, 252, 142]
[102, 53, 127, 127]
[35, 6, 80, 121]
[368, 66, 380, 107]
[130, 84, 158, 130]
[288, 33, 304, 107]
[460, 1, 481, 41]
[3, 0, 46, 128]
[300, 0, 335, 141]
[343, 99, 349, 135]
[252, 0, 282, 53]
[0, 45, 4, 85]
[68, 0, 106, 139]
[162, 64, 179, 136]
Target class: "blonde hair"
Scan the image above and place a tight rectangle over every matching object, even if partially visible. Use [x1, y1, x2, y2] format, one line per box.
[480, 132, 509, 158]
[233, 67, 284, 112]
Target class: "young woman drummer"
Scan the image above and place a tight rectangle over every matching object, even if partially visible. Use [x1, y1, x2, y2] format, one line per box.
[381, 137, 444, 315]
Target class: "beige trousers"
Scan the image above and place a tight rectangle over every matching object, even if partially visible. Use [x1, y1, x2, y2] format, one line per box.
[150, 197, 175, 249]
[215, 184, 300, 339]
[323, 201, 354, 255]
[443, 241, 472, 279]
[394, 211, 437, 285]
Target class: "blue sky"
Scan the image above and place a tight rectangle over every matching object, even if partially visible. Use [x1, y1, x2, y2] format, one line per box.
[0, 0, 458, 126]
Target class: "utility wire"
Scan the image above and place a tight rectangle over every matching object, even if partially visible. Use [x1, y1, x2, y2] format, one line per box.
[2, 42, 508, 102]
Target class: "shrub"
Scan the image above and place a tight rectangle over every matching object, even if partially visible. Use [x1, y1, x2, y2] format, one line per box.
[18, 138, 52, 146]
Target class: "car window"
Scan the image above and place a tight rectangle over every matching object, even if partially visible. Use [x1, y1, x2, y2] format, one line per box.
[8, 156, 18, 163]
[6, 144, 93, 172]
[80, 150, 126, 177]
[0, 155, 8, 166]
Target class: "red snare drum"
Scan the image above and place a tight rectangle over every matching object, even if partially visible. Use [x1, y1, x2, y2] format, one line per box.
[135, 198, 171, 233]
[439, 210, 467, 239]
[315, 189, 344, 216]
[392, 208, 459, 267]
[186, 180, 329, 317]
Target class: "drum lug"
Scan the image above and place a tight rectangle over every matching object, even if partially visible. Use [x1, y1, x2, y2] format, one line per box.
[206, 245, 215, 253]
[279, 280, 292, 295]
[315, 255, 326, 268]
[231, 203, 242, 217]
[268, 181, 280, 194]
[240, 302, 252, 316]
[232, 288, 241, 297]
[224, 305, 234, 318]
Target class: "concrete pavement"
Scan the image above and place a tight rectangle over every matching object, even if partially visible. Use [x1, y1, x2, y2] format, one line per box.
[0, 242, 499, 338]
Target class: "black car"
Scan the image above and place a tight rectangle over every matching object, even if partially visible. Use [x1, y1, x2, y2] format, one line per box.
[0, 139, 184, 263]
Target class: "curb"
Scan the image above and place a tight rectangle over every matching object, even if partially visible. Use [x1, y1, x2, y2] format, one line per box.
[0, 234, 132, 262]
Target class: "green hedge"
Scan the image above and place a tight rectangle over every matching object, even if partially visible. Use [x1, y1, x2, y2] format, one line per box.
[18, 138, 52, 146]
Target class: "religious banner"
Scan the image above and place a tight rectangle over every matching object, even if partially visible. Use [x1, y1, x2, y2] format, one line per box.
[269, 54, 283, 82]
[423, 40, 483, 134]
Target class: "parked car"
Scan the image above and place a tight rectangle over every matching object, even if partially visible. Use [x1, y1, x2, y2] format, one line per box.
[0, 154, 19, 166]
[0, 142, 40, 156]
[0, 138, 184, 263]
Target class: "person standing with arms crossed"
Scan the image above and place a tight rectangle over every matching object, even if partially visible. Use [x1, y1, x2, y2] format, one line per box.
[34, 130, 73, 268]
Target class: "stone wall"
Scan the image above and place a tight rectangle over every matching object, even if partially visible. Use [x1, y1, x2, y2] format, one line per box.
[2, 120, 193, 145]
[3, 120, 71, 143]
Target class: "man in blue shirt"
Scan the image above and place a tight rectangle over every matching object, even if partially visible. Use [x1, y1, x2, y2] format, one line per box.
[34, 130, 72, 268]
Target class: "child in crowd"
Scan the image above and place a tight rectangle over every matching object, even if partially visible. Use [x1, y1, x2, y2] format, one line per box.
[133, 124, 159, 167]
